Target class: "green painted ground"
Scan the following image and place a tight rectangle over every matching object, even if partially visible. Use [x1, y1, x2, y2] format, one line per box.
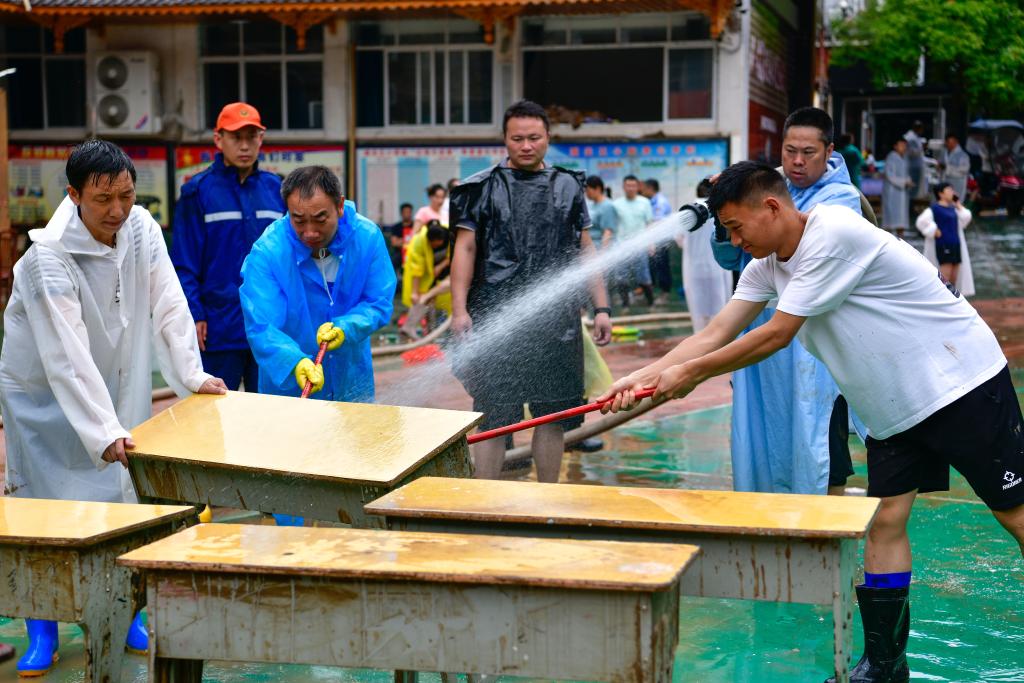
[2, 401, 1021, 682]
[2, 217, 1023, 681]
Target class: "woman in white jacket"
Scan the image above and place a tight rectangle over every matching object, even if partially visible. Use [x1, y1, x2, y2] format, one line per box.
[915, 182, 975, 297]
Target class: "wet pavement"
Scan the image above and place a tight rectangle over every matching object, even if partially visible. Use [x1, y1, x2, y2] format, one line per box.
[2, 218, 1024, 681]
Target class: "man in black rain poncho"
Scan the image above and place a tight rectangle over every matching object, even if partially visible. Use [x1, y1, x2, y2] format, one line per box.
[449, 100, 613, 483]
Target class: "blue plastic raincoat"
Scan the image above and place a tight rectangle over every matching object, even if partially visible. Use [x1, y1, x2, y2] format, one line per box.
[712, 153, 862, 494]
[239, 201, 395, 402]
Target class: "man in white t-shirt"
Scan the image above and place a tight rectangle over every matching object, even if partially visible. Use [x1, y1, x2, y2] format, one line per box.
[600, 161, 1024, 683]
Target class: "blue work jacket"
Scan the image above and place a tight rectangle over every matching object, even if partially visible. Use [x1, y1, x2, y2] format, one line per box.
[170, 154, 285, 351]
[239, 201, 396, 402]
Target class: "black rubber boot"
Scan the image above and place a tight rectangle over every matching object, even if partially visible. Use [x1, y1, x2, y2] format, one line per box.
[825, 585, 910, 683]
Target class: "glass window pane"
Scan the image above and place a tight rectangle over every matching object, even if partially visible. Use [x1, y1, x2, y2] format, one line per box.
[7, 58, 42, 129]
[668, 48, 712, 119]
[448, 51, 464, 124]
[418, 51, 431, 124]
[43, 27, 84, 54]
[387, 52, 417, 125]
[286, 24, 324, 54]
[354, 23, 390, 46]
[244, 62, 282, 127]
[1, 24, 41, 53]
[523, 48, 662, 123]
[448, 25, 485, 44]
[204, 62, 240, 129]
[45, 59, 86, 127]
[522, 21, 566, 46]
[243, 21, 282, 56]
[200, 22, 240, 56]
[62, 28, 86, 54]
[621, 26, 667, 43]
[467, 51, 492, 124]
[671, 14, 711, 41]
[286, 62, 322, 129]
[570, 28, 616, 45]
[435, 51, 444, 124]
[400, 32, 444, 46]
[355, 50, 384, 126]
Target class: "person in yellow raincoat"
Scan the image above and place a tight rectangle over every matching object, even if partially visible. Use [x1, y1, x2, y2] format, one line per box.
[400, 220, 451, 338]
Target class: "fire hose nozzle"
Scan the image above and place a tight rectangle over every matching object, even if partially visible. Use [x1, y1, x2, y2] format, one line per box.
[680, 201, 711, 231]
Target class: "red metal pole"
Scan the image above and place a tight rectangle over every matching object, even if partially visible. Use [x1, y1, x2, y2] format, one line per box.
[467, 388, 658, 445]
[300, 341, 329, 399]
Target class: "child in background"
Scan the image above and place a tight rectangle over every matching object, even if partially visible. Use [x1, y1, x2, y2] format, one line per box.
[915, 182, 975, 296]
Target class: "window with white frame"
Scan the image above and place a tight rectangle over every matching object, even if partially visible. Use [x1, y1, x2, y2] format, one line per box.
[354, 19, 494, 128]
[0, 24, 86, 130]
[521, 13, 714, 124]
[199, 21, 324, 131]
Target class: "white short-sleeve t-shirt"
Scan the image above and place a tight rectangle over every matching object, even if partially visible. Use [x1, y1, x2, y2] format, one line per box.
[733, 203, 1005, 439]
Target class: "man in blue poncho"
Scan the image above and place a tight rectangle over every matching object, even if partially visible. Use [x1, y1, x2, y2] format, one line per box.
[711, 107, 864, 495]
[240, 166, 395, 402]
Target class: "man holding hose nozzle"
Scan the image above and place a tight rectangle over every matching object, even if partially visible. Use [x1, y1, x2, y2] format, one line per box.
[240, 166, 394, 402]
[450, 99, 613, 483]
[602, 160, 1024, 683]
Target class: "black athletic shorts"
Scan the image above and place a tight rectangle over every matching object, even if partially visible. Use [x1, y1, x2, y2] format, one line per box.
[865, 366, 1024, 510]
[936, 242, 962, 265]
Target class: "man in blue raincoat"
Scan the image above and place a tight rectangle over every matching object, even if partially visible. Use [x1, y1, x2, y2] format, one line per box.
[240, 166, 394, 401]
[171, 102, 285, 390]
[711, 107, 863, 495]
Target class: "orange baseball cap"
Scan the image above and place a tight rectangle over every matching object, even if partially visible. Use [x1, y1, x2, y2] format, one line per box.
[216, 102, 266, 132]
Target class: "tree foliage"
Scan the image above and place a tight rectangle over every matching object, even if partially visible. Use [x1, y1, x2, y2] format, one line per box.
[833, 0, 1024, 115]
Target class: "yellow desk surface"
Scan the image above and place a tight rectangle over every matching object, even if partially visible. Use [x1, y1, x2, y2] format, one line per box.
[128, 392, 482, 486]
[366, 478, 880, 539]
[0, 498, 195, 547]
[119, 523, 698, 592]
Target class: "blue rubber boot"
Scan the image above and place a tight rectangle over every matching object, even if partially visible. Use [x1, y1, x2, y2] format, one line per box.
[16, 619, 58, 677]
[272, 513, 305, 526]
[125, 611, 148, 654]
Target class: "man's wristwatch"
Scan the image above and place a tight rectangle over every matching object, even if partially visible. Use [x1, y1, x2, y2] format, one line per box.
[593, 307, 612, 317]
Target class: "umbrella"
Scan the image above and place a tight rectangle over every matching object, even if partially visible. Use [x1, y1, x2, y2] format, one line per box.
[968, 119, 1024, 131]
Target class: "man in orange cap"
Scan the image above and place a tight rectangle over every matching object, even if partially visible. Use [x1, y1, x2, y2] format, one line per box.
[171, 102, 286, 391]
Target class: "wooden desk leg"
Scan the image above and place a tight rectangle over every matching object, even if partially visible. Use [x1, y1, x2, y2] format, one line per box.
[393, 670, 418, 682]
[147, 579, 204, 683]
[831, 538, 856, 683]
[79, 543, 140, 683]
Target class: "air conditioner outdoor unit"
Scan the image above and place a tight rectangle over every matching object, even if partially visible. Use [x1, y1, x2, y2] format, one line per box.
[92, 51, 160, 135]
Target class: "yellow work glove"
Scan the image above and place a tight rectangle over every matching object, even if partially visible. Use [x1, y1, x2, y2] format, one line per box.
[316, 322, 345, 351]
[294, 358, 325, 395]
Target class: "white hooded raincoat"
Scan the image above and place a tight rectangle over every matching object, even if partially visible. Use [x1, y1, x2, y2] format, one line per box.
[0, 197, 210, 503]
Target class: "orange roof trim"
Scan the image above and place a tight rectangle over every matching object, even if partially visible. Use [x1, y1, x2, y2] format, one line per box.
[1, 0, 733, 51]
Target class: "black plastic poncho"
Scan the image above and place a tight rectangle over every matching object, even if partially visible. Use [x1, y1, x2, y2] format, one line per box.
[449, 163, 591, 413]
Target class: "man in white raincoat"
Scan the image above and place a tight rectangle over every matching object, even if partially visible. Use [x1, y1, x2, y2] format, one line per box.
[683, 178, 733, 333]
[0, 140, 226, 674]
[883, 139, 912, 238]
[941, 133, 971, 199]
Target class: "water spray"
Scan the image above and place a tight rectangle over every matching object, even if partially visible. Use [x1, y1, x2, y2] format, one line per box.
[377, 202, 709, 408]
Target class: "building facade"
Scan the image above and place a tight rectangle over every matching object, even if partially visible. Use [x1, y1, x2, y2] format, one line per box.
[1, 0, 813, 227]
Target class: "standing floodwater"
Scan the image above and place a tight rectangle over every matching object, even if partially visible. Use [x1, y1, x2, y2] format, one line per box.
[377, 205, 707, 407]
